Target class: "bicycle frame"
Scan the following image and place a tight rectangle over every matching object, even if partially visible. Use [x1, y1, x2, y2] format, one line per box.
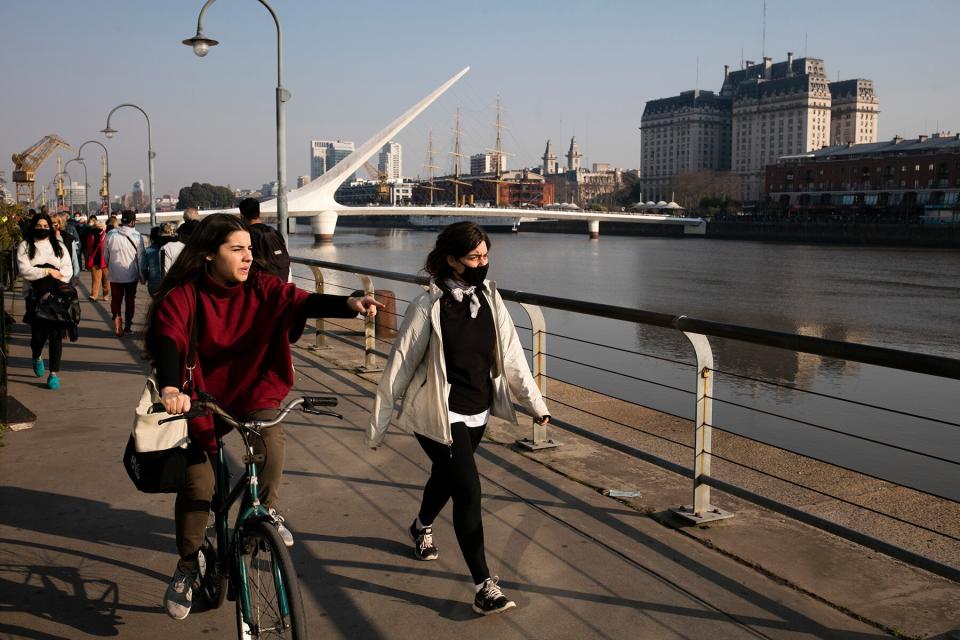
[170, 394, 340, 632]
[210, 425, 292, 626]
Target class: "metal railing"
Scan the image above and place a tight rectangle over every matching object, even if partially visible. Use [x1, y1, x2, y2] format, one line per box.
[290, 256, 960, 583]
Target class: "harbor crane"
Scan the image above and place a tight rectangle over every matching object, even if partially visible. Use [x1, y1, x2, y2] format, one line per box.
[11, 135, 73, 207]
[362, 161, 390, 204]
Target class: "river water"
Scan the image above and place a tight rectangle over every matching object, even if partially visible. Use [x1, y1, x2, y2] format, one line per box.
[288, 226, 960, 500]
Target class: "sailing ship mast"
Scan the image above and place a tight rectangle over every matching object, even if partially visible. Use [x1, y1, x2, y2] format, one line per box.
[448, 108, 468, 207]
[481, 95, 512, 206]
[422, 130, 441, 205]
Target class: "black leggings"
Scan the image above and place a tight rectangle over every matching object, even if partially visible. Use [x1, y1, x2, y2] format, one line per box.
[416, 422, 489, 584]
[30, 323, 63, 372]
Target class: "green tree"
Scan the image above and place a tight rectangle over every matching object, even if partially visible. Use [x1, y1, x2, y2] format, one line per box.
[176, 182, 237, 209]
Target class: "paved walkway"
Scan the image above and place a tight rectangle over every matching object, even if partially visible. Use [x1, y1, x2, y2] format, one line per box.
[0, 281, 903, 639]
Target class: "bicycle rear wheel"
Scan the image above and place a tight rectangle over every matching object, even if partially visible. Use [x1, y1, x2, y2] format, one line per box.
[198, 535, 228, 609]
[235, 519, 306, 639]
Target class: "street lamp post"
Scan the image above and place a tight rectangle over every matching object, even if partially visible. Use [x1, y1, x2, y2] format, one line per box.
[77, 140, 111, 212]
[102, 103, 156, 226]
[57, 170, 72, 211]
[63, 158, 88, 214]
[183, 0, 291, 242]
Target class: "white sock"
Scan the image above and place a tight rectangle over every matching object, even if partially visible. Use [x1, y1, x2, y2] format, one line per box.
[415, 516, 430, 531]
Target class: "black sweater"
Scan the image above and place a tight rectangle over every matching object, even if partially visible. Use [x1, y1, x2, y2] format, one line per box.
[439, 292, 496, 415]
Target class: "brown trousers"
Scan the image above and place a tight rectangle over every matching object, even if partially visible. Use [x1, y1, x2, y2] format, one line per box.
[89, 267, 110, 299]
[174, 410, 286, 562]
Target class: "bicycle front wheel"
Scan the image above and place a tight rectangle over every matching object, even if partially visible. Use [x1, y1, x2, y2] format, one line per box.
[235, 520, 307, 639]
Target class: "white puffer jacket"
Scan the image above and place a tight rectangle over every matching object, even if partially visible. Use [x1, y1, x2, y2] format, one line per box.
[368, 279, 548, 447]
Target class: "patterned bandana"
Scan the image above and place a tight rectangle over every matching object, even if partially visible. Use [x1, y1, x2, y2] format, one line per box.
[445, 280, 481, 318]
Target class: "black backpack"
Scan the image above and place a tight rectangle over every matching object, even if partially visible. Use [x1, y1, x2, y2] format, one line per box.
[248, 223, 291, 281]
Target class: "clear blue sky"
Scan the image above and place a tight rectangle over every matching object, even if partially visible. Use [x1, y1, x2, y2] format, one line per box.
[2, 0, 958, 200]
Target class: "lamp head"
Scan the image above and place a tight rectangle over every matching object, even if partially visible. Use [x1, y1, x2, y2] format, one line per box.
[182, 34, 219, 57]
[101, 126, 117, 139]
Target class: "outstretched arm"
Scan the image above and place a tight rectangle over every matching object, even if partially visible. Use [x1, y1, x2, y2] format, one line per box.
[302, 293, 385, 318]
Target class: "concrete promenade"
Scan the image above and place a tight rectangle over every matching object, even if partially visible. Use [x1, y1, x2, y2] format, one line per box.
[0, 280, 954, 639]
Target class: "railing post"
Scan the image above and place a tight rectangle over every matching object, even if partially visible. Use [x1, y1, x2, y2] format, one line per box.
[516, 302, 559, 451]
[308, 266, 328, 350]
[671, 330, 734, 524]
[356, 274, 382, 372]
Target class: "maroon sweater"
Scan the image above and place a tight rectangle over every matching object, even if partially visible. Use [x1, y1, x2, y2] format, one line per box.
[152, 272, 354, 452]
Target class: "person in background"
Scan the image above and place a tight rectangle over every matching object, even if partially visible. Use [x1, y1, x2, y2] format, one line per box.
[56, 213, 81, 285]
[16, 212, 74, 390]
[104, 210, 143, 336]
[238, 197, 290, 282]
[368, 221, 550, 616]
[85, 215, 110, 302]
[141, 223, 176, 297]
[183, 206, 199, 223]
[68, 212, 85, 271]
[161, 220, 196, 278]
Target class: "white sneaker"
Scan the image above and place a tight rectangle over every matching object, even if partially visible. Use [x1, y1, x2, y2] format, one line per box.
[163, 564, 197, 620]
[269, 508, 294, 548]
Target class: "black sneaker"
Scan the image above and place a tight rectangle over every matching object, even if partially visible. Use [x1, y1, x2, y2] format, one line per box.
[473, 576, 516, 615]
[409, 520, 438, 561]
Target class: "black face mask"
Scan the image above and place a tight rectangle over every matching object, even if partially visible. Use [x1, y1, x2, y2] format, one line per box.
[33, 228, 51, 240]
[458, 263, 488, 287]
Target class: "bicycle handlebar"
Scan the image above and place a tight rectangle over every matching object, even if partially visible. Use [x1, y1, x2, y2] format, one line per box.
[156, 395, 341, 429]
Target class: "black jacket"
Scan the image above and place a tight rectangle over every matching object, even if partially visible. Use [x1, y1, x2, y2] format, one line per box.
[25, 273, 81, 341]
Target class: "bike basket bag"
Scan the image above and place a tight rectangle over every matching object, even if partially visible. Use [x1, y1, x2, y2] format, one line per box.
[122, 286, 202, 494]
[123, 432, 190, 494]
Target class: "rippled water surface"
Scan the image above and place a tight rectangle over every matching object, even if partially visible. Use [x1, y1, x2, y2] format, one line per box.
[288, 226, 960, 499]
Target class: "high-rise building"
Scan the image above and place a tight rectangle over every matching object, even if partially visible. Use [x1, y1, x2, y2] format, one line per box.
[310, 140, 332, 180]
[640, 53, 879, 202]
[469, 152, 506, 176]
[310, 139, 355, 182]
[829, 79, 879, 146]
[63, 180, 86, 210]
[640, 89, 732, 201]
[377, 141, 402, 181]
[725, 55, 836, 201]
[297, 175, 311, 188]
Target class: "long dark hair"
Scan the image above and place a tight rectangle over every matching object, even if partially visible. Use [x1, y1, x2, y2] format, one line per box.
[423, 221, 490, 292]
[25, 212, 64, 260]
[143, 213, 253, 354]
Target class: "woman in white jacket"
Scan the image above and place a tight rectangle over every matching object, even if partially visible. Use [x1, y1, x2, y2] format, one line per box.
[16, 211, 74, 390]
[369, 221, 550, 616]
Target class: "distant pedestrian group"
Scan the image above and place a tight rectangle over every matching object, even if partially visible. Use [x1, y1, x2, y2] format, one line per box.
[16, 204, 291, 390]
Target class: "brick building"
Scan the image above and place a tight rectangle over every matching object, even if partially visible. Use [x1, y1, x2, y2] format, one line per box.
[765, 132, 960, 212]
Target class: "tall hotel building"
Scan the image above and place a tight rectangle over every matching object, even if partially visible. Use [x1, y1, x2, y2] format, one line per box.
[639, 89, 732, 201]
[377, 141, 402, 181]
[640, 53, 878, 202]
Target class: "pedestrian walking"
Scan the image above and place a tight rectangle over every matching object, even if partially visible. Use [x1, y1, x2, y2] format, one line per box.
[161, 220, 196, 278]
[145, 213, 383, 620]
[104, 210, 143, 336]
[141, 223, 176, 297]
[368, 221, 550, 616]
[84, 215, 110, 302]
[55, 213, 80, 285]
[16, 211, 74, 390]
[238, 197, 290, 281]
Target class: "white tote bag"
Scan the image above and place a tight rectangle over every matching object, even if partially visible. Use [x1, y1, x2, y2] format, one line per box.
[132, 376, 189, 453]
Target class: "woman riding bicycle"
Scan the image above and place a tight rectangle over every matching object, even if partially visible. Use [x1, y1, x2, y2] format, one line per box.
[146, 213, 382, 621]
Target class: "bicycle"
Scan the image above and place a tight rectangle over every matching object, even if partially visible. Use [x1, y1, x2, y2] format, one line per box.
[160, 393, 341, 639]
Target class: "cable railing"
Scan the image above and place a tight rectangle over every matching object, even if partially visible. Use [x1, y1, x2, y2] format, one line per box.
[290, 256, 960, 583]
